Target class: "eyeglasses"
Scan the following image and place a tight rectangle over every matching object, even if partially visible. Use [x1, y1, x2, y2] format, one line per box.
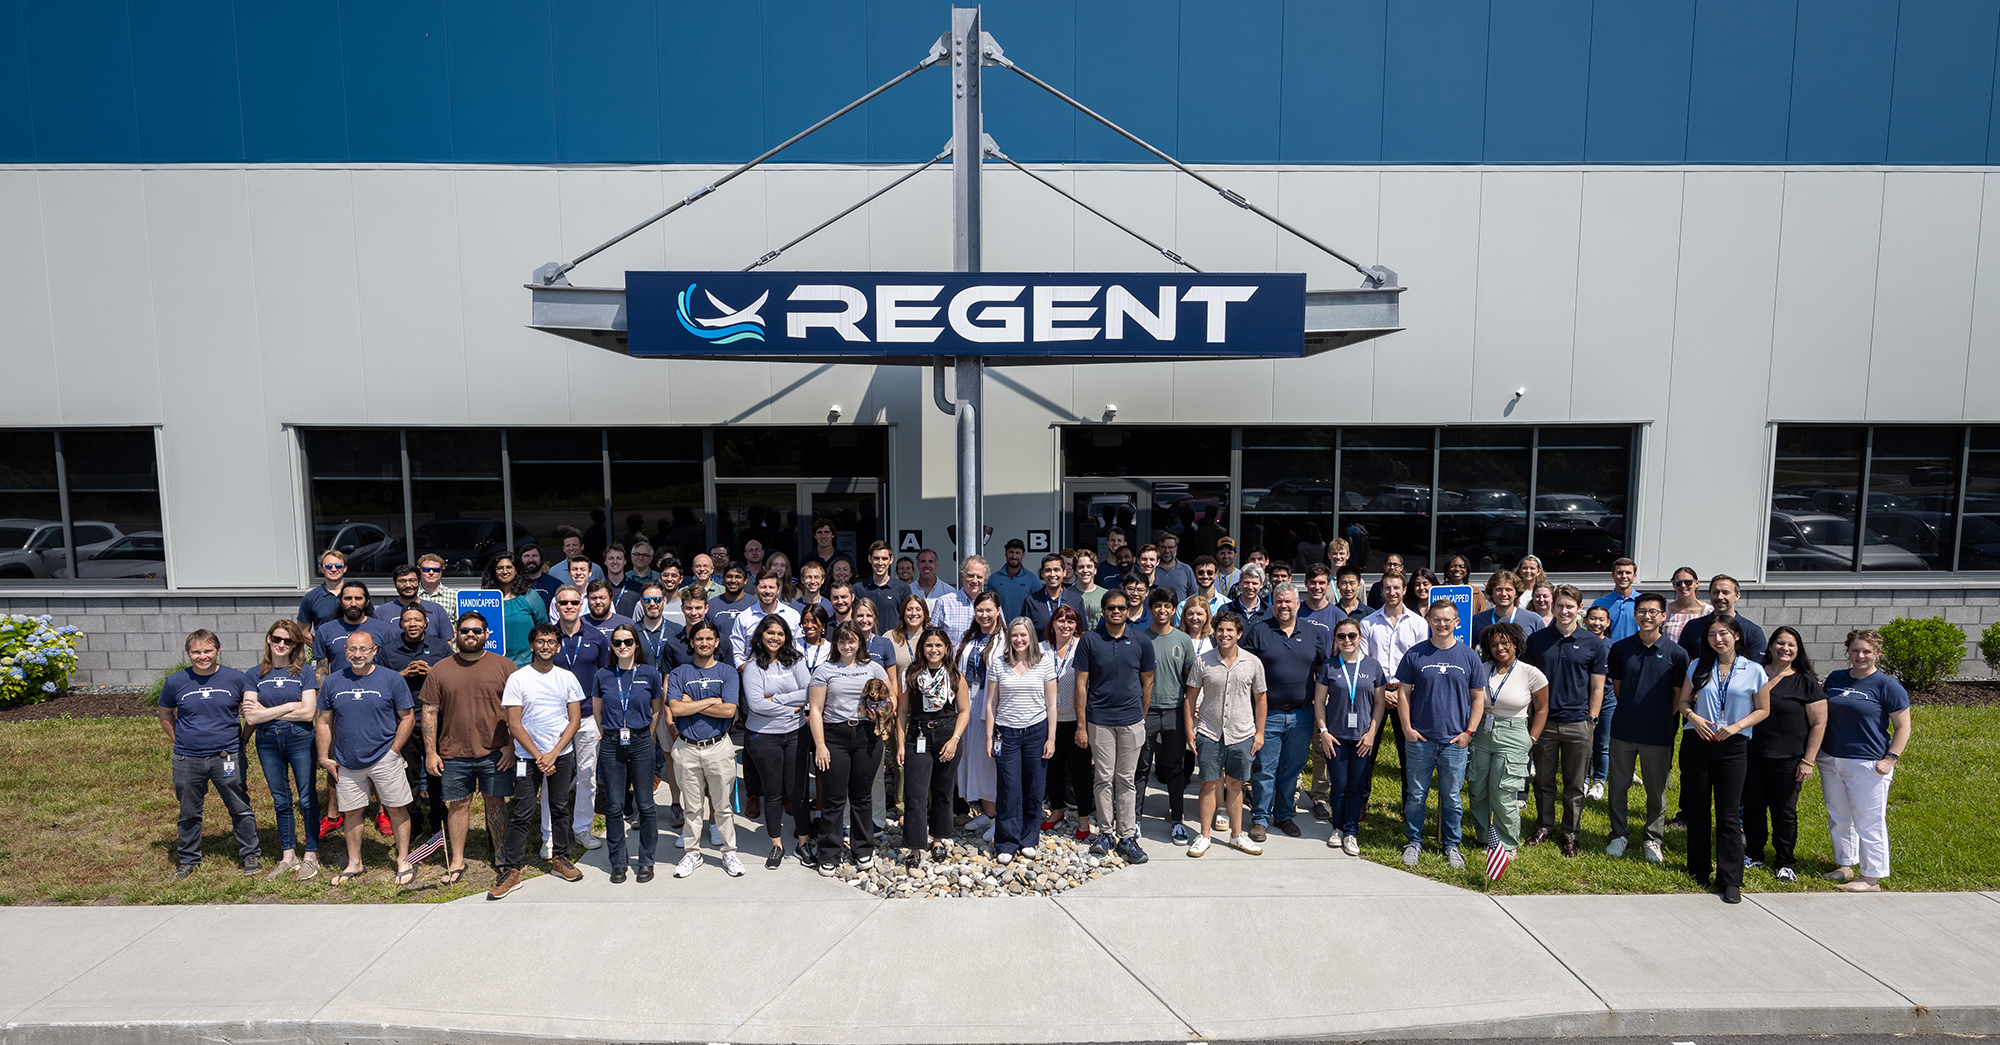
[419, 566, 442, 574]
[610, 639, 637, 648]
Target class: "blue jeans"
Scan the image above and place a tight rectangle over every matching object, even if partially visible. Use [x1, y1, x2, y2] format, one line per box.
[597, 732, 658, 868]
[1326, 736, 1378, 837]
[254, 722, 319, 853]
[994, 720, 1050, 855]
[1591, 697, 1617, 782]
[1403, 739, 1469, 850]
[1249, 705, 1314, 826]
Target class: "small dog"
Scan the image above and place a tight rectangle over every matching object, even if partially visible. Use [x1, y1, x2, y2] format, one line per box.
[861, 678, 896, 739]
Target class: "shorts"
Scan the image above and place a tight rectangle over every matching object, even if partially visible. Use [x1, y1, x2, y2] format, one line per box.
[335, 752, 414, 811]
[441, 751, 515, 802]
[1196, 734, 1253, 782]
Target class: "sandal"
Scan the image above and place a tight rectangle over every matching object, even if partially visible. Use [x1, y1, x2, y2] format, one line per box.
[1839, 879, 1883, 892]
[1823, 867, 1857, 882]
[328, 870, 362, 886]
[439, 867, 465, 886]
[393, 865, 417, 886]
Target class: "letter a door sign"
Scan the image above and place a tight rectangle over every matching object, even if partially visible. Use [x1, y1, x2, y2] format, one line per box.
[897, 530, 923, 553]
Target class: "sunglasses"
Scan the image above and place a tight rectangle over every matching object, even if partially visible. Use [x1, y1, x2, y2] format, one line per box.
[321, 563, 346, 571]
[640, 596, 664, 604]
[419, 566, 442, 574]
[556, 599, 582, 607]
[267, 636, 294, 646]
[456, 626, 487, 634]
[610, 638, 637, 648]
[1674, 579, 1696, 586]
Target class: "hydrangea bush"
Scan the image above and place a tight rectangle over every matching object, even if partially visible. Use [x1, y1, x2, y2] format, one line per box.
[0, 614, 82, 708]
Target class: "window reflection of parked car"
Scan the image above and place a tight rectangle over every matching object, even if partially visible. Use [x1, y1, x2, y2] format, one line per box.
[1869, 511, 2000, 569]
[1455, 518, 1622, 572]
[1252, 478, 1335, 513]
[315, 521, 389, 559]
[1770, 493, 1817, 512]
[0, 520, 125, 579]
[1767, 512, 1928, 571]
[1809, 489, 1912, 517]
[344, 519, 536, 576]
[1534, 494, 1615, 529]
[55, 532, 167, 580]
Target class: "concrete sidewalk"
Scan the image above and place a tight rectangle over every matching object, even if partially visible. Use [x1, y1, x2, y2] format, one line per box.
[3, 817, 1998, 1044]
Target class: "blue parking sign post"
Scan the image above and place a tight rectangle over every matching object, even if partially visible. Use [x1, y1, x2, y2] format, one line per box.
[454, 589, 506, 655]
[1433, 585, 1475, 646]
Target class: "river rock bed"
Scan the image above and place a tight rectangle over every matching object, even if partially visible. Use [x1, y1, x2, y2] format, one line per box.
[830, 818, 1130, 898]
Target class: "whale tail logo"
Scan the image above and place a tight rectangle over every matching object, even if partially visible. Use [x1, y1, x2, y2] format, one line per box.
[676, 283, 768, 344]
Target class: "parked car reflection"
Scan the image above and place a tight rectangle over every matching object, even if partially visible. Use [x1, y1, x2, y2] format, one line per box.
[0, 520, 126, 578]
[55, 532, 167, 580]
[1767, 511, 1927, 571]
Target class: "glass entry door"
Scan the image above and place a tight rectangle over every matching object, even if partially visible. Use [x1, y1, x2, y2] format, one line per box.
[1065, 479, 1231, 560]
[715, 479, 881, 566]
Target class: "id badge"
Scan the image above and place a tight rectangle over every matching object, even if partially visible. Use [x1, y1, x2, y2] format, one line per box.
[1346, 712, 1358, 730]
[915, 733, 927, 754]
[516, 758, 528, 778]
[221, 757, 236, 778]
[620, 728, 632, 745]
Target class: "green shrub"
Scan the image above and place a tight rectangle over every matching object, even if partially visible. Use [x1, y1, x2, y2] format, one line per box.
[0, 614, 82, 709]
[1980, 621, 2000, 677]
[1879, 616, 1966, 693]
[140, 661, 191, 708]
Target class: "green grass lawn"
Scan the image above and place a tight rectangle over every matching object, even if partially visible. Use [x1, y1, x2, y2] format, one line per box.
[0, 705, 1993, 904]
[1337, 704, 2000, 894]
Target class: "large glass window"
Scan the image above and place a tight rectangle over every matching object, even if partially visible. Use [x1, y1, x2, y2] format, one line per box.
[0, 428, 165, 584]
[1772, 424, 1998, 572]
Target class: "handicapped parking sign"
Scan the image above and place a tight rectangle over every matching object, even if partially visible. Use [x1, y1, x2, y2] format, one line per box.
[454, 589, 506, 654]
[1432, 584, 1475, 646]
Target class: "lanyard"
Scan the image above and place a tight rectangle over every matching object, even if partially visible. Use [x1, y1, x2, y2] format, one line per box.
[639, 624, 666, 664]
[1497, 607, 1516, 625]
[1050, 639, 1076, 679]
[1710, 659, 1738, 722]
[613, 667, 635, 721]
[559, 631, 582, 667]
[805, 642, 827, 673]
[1338, 656, 1364, 711]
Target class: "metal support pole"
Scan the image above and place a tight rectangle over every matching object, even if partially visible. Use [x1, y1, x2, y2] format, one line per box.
[950, 6, 984, 567]
[52, 431, 75, 580]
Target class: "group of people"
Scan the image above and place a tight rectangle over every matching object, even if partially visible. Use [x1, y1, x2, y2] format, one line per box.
[157, 529, 1916, 903]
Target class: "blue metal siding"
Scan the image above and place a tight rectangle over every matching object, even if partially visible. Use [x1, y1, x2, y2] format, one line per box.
[9, 0, 2000, 165]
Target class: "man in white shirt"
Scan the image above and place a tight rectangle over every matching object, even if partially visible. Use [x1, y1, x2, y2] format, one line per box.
[912, 548, 957, 606]
[933, 556, 988, 649]
[1359, 572, 1426, 812]
[729, 568, 803, 667]
[489, 624, 585, 899]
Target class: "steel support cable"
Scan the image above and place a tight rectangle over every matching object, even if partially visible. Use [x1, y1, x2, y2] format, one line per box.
[745, 148, 952, 270]
[992, 53, 1386, 285]
[538, 49, 948, 285]
[986, 144, 1199, 272]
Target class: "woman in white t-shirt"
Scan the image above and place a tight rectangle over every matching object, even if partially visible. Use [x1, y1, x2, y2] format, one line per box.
[1179, 596, 1215, 658]
[1465, 621, 1548, 863]
[1039, 604, 1093, 840]
[807, 623, 890, 875]
[986, 617, 1058, 861]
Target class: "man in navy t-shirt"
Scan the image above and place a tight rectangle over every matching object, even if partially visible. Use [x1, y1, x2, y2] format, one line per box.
[378, 604, 454, 851]
[313, 581, 397, 680]
[156, 629, 261, 878]
[1024, 553, 1086, 637]
[1240, 584, 1327, 840]
[1523, 585, 1607, 855]
[1390, 600, 1489, 868]
[317, 630, 417, 885]
[1074, 591, 1156, 864]
[1605, 593, 1690, 862]
[297, 551, 350, 650]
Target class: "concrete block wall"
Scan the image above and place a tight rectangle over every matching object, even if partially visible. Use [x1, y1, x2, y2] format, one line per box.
[3, 586, 1998, 690]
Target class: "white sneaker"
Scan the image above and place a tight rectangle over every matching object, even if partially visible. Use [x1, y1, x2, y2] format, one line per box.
[1229, 833, 1263, 856]
[1019, 846, 1038, 858]
[577, 829, 603, 851]
[541, 839, 553, 860]
[1643, 840, 1664, 864]
[981, 823, 995, 842]
[1187, 835, 1211, 857]
[1586, 780, 1607, 801]
[967, 813, 993, 832]
[1445, 848, 1466, 869]
[1401, 843, 1420, 866]
[723, 854, 745, 877]
[1327, 829, 1344, 850]
[1605, 836, 1629, 858]
[1342, 835, 1360, 857]
[674, 853, 701, 878]
[998, 852, 1014, 864]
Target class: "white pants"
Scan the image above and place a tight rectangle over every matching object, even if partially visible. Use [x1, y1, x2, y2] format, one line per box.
[1819, 755, 1894, 879]
[543, 726, 601, 839]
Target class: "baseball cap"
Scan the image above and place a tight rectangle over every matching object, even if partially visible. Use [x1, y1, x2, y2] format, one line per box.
[1004, 538, 1025, 550]
[1216, 536, 1237, 549]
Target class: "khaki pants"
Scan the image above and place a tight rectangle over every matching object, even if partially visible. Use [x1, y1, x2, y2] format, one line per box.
[674, 737, 737, 853]
[1087, 721, 1146, 841]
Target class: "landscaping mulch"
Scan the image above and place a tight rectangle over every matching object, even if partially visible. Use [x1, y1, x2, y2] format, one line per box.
[0, 689, 153, 723]
[1912, 679, 2000, 707]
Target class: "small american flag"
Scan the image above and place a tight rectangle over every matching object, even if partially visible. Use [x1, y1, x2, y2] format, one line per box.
[1484, 821, 1512, 882]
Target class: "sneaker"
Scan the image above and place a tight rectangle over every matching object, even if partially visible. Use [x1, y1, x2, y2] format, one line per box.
[966, 813, 993, 832]
[173, 863, 198, 881]
[550, 854, 583, 882]
[374, 810, 393, 836]
[1605, 836, 1629, 858]
[1089, 833, 1112, 857]
[318, 814, 344, 840]
[765, 848, 784, 870]
[1722, 885, 1742, 904]
[1342, 835, 1360, 857]
[241, 857, 261, 877]
[1643, 840, 1664, 864]
[1188, 835, 1212, 857]
[1228, 833, 1263, 856]
[1327, 829, 1344, 850]
[723, 854, 745, 877]
[856, 853, 875, 870]
[981, 823, 995, 843]
[409, 829, 446, 864]
[577, 829, 604, 851]
[1020, 846, 1038, 858]
[818, 859, 839, 877]
[998, 852, 1014, 865]
[1745, 857, 1764, 870]
[486, 867, 523, 900]
[1586, 780, 1606, 801]
[1401, 843, 1421, 866]
[1445, 848, 1465, 869]
[674, 853, 701, 878]
[1119, 837, 1149, 865]
[1276, 819, 1301, 838]
[1776, 866, 1798, 883]
[667, 804, 686, 828]
[297, 853, 320, 881]
[707, 825, 724, 847]
[1311, 799, 1332, 822]
[1171, 823, 1191, 846]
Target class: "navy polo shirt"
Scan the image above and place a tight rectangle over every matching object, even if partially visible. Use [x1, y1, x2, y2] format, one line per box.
[321, 666, 415, 768]
[1394, 640, 1489, 741]
[377, 634, 455, 700]
[373, 597, 450, 643]
[1677, 612, 1768, 663]
[1222, 597, 1270, 629]
[159, 666, 254, 757]
[595, 664, 665, 731]
[854, 577, 912, 632]
[1075, 622, 1157, 728]
[550, 625, 611, 700]
[296, 585, 344, 632]
[1299, 603, 1350, 656]
[1025, 587, 1085, 637]
[1524, 626, 1609, 723]
[1241, 617, 1328, 710]
[667, 661, 740, 742]
[1608, 634, 1691, 747]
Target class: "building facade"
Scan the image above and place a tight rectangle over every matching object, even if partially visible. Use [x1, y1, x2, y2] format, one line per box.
[4, 1, 1999, 683]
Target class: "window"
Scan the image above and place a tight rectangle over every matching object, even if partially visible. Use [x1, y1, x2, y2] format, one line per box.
[0, 428, 165, 584]
[1772, 424, 1998, 572]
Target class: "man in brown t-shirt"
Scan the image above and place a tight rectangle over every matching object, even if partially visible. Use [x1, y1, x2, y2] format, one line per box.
[422, 611, 517, 881]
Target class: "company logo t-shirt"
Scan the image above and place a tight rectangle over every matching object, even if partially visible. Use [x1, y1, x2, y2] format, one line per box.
[159, 666, 254, 757]
[322, 667, 415, 768]
[1394, 640, 1490, 741]
[1822, 669, 1911, 762]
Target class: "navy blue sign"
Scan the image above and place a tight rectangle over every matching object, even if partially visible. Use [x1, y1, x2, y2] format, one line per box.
[626, 271, 1306, 358]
